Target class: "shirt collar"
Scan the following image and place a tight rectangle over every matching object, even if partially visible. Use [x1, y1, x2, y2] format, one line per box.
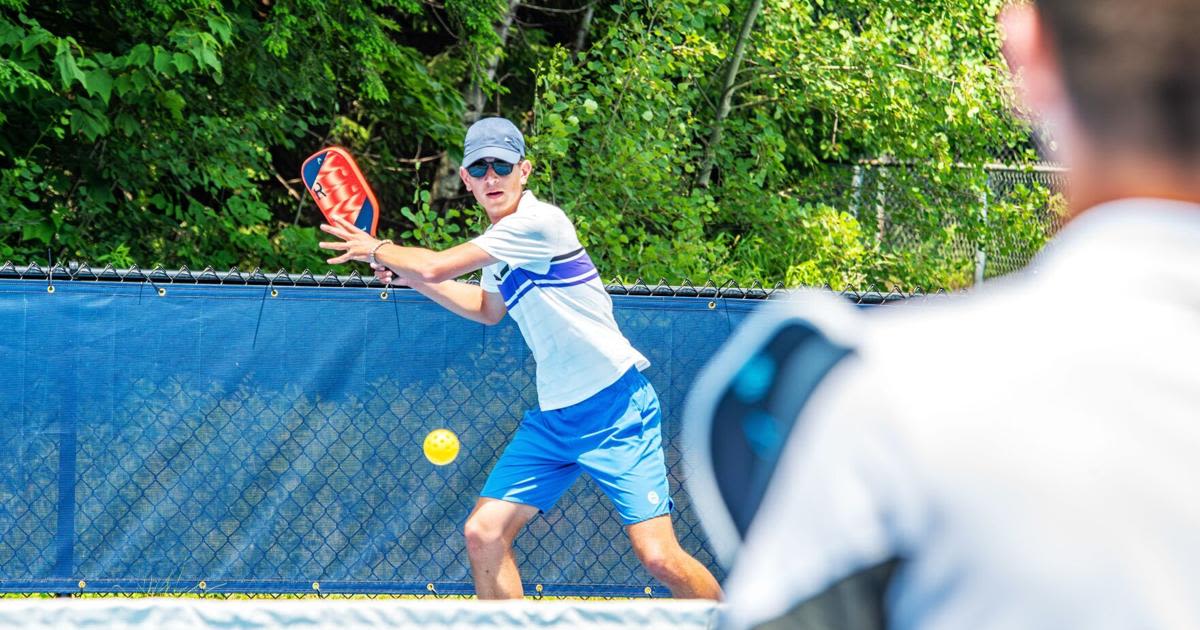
[1033, 197, 1200, 292]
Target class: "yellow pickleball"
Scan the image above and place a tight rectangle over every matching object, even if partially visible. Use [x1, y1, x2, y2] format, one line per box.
[423, 428, 460, 466]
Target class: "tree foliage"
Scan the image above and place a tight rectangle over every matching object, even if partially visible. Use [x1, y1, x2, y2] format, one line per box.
[530, 0, 1057, 287]
[1, 0, 1057, 288]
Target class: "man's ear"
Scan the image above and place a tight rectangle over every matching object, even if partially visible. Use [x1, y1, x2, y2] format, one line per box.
[1000, 3, 1067, 124]
[459, 166, 472, 191]
[519, 159, 532, 186]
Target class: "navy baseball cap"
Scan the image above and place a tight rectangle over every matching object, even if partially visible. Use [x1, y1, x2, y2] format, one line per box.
[463, 117, 526, 166]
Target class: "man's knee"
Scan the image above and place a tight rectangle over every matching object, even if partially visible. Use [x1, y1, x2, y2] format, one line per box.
[634, 541, 682, 580]
[464, 512, 511, 557]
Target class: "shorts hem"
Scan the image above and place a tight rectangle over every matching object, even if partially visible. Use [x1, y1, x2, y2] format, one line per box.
[477, 493, 549, 514]
[616, 499, 674, 526]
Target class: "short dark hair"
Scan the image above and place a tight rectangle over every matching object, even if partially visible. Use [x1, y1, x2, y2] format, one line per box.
[1036, 0, 1200, 159]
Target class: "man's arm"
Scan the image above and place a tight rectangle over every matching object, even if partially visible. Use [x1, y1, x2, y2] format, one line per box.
[372, 241, 497, 285]
[386, 271, 507, 325]
[321, 214, 507, 324]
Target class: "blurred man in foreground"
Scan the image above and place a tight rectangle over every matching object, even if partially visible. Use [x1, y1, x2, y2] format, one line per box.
[685, 1, 1200, 628]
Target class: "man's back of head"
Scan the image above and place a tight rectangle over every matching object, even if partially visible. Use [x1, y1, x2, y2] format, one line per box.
[1035, 0, 1200, 160]
[1005, 0, 1200, 210]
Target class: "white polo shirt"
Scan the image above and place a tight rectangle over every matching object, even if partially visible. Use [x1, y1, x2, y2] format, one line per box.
[472, 191, 649, 411]
[717, 199, 1200, 629]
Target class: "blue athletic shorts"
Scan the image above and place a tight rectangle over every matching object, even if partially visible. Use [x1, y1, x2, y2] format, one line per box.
[480, 367, 674, 525]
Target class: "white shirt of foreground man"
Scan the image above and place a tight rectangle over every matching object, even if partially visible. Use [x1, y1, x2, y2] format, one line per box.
[720, 200, 1200, 629]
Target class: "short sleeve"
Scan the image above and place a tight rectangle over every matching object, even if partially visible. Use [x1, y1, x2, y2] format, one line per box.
[470, 207, 558, 271]
[479, 263, 501, 293]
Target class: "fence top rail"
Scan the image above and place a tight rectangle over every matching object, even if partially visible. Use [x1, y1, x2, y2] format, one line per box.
[0, 260, 783, 300]
[850, 158, 1070, 174]
[0, 262, 948, 304]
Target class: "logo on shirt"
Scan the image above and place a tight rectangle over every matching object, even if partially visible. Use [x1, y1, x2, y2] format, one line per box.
[647, 491, 661, 506]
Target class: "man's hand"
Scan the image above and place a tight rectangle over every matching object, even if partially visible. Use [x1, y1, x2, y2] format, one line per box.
[371, 262, 411, 287]
[319, 215, 383, 265]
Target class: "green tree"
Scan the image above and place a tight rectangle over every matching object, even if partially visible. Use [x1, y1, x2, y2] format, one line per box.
[531, 0, 1051, 288]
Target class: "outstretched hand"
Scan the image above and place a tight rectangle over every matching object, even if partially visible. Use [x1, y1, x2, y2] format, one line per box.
[318, 215, 383, 265]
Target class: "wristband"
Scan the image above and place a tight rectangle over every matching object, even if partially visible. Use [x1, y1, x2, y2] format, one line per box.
[368, 239, 393, 266]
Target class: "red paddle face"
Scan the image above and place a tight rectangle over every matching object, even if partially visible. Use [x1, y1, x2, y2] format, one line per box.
[301, 147, 380, 236]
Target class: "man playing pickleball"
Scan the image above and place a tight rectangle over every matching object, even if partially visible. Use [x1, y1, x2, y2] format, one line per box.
[319, 117, 720, 600]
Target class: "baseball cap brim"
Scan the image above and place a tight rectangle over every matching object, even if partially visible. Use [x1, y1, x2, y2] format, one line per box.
[463, 146, 523, 166]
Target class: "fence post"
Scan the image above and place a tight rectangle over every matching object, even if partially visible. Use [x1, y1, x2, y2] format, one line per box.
[850, 165, 863, 218]
[875, 166, 887, 244]
[974, 177, 989, 286]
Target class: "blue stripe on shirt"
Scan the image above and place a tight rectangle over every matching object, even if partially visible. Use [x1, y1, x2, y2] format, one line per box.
[500, 250, 600, 309]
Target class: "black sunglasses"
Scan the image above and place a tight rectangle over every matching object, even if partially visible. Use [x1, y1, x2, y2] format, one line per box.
[466, 160, 515, 178]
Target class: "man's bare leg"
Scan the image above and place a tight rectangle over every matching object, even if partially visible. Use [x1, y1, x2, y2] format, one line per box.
[627, 514, 723, 600]
[464, 497, 540, 599]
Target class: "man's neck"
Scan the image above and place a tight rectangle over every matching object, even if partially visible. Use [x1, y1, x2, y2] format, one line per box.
[1067, 153, 1200, 219]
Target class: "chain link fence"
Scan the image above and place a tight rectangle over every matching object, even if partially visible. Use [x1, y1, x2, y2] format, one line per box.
[792, 159, 1068, 285]
[980, 163, 1069, 277]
